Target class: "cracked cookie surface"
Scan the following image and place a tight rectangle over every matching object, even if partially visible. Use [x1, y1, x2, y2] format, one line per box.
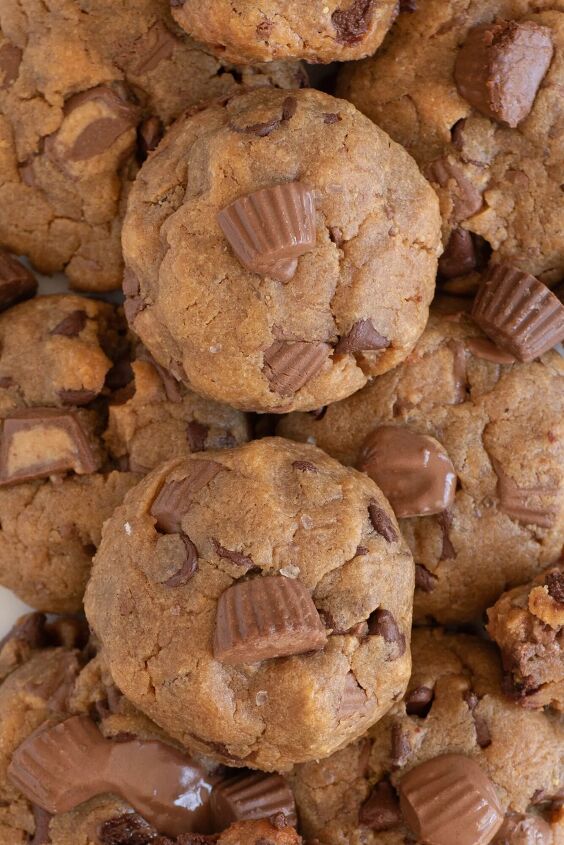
[338, 1, 564, 293]
[0, 0, 306, 292]
[170, 0, 398, 64]
[122, 87, 440, 413]
[278, 310, 564, 623]
[85, 437, 415, 771]
[290, 628, 564, 845]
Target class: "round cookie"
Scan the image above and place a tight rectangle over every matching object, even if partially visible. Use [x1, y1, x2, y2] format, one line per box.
[0, 612, 302, 844]
[0, 295, 249, 612]
[338, 1, 564, 293]
[170, 0, 398, 64]
[487, 564, 564, 711]
[0, 0, 306, 292]
[290, 627, 564, 845]
[122, 86, 441, 412]
[277, 309, 564, 623]
[85, 437, 414, 771]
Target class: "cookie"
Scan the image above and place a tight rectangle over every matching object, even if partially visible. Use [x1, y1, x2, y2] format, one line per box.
[277, 309, 564, 623]
[170, 0, 398, 64]
[290, 627, 564, 845]
[0, 612, 302, 844]
[85, 437, 414, 771]
[487, 564, 564, 711]
[122, 86, 441, 412]
[338, 2, 564, 293]
[0, 295, 249, 612]
[0, 0, 306, 292]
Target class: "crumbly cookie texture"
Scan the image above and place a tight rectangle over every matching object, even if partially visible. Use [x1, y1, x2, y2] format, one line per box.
[278, 310, 564, 623]
[0, 0, 306, 292]
[487, 565, 564, 711]
[0, 295, 249, 612]
[85, 438, 414, 772]
[290, 628, 564, 845]
[338, 2, 564, 293]
[170, 0, 398, 64]
[122, 86, 440, 413]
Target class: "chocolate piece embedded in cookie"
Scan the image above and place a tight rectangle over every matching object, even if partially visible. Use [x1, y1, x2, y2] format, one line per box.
[0, 250, 37, 311]
[210, 772, 297, 830]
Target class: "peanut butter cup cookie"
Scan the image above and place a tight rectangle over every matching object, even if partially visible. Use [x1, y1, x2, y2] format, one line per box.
[170, 0, 398, 64]
[122, 87, 441, 412]
[85, 438, 414, 771]
[0, 0, 305, 291]
[290, 628, 564, 845]
[338, 1, 564, 294]
[278, 309, 564, 623]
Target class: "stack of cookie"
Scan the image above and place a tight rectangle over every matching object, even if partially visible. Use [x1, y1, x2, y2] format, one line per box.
[0, 1, 562, 844]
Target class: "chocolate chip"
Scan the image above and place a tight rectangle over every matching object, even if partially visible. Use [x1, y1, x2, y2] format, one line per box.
[390, 721, 411, 768]
[438, 229, 479, 279]
[210, 772, 297, 831]
[292, 460, 319, 472]
[98, 813, 158, 844]
[58, 388, 98, 406]
[150, 460, 223, 533]
[454, 21, 554, 128]
[437, 510, 456, 560]
[163, 535, 199, 587]
[262, 340, 330, 396]
[368, 609, 406, 658]
[50, 310, 87, 337]
[281, 96, 297, 121]
[138, 116, 163, 161]
[425, 158, 482, 222]
[0, 250, 37, 311]
[214, 575, 327, 664]
[405, 686, 434, 717]
[546, 571, 564, 604]
[335, 320, 390, 355]
[368, 501, 399, 543]
[186, 421, 208, 453]
[212, 539, 254, 569]
[359, 781, 401, 831]
[323, 113, 342, 124]
[0, 42, 22, 89]
[231, 116, 282, 137]
[464, 691, 492, 749]
[332, 0, 374, 45]
[415, 564, 438, 593]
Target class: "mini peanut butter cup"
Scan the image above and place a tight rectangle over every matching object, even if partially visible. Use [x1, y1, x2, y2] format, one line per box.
[471, 264, 564, 362]
[217, 181, 316, 282]
[211, 772, 297, 831]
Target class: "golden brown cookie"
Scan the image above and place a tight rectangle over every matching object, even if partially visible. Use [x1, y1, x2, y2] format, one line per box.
[278, 309, 564, 623]
[85, 437, 414, 771]
[0, 0, 306, 291]
[338, 1, 564, 294]
[122, 86, 441, 413]
[290, 628, 564, 845]
[170, 0, 398, 64]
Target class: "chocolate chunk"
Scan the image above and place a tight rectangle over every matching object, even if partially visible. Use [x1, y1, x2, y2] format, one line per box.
[150, 460, 223, 533]
[210, 772, 297, 831]
[360, 426, 457, 518]
[491, 457, 556, 528]
[0, 250, 37, 311]
[163, 535, 199, 587]
[186, 421, 208, 453]
[30, 805, 52, 845]
[438, 229, 479, 279]
[0, 42, 22, 88]
[399, 754, 504, 845]
[212, 539, 254, 569]
[368, 609, 406, 659]
[281, 96, 297, 121]
[213, 575, 327, 664]
[323, 113, 342, 124]
[492, 813, 552, 845]
[58, 388, 98, 406]
[138, 116, 164, 160]
[217, 182, 316, 282]
[425, 158, 482, 222]
[454, 21, 554, 128]
[99, 813, 158, 844]
[335, 320, 390, 355]
[356, 546, 369, 556]
[337, 672, 369, 718]
[437, 510, 456, 560]
[231, 116, 282, 137]
[415, 564, 438, 593]
[545, 571, 564, 604]
[50, 310, 87, 337]
[0, 408, 99, 485]
[292, 460, 319, 473]
[359, 781, 401, 831]
[368, 502, 399, 543]
[390, 722, 411, 768]
[464, 690, 492, 749]
[64, 86, 140, 161]
[471, 264, 564, 362]
[262, 340, 330, 396]
[466, 337, 516, 364]
[405, 686, 434, 717]
[332, 0, 374, 45]
[8, 716, 217, 837]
